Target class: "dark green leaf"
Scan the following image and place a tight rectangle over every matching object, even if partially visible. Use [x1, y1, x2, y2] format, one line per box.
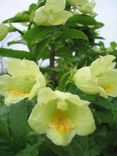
[3, 11, 30, 23]
[56, 47, 72, 58]
[60, 29, 88, 40]
[15, 144, 38, 156]
[66, 14, 104, 29]
[47, 136, 89, 156]
[110, 42, 117, 50]
[0, 105, 11, 145]
[0, 48, 35, 60]
[24, 26, 53, 45]
[9, 100, 28, 152]
[33, 37, 50, 60]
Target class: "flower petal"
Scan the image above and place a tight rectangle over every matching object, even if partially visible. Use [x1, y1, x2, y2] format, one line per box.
[78, 0, 96, 16]
[4, 94, 28, 105]
[46, 126, 75, 146]
[37, 87, 58, 105]
[0, 74, 11, 95]
[68, 104, 95, 136]
[45, 0, 66, 12]
[28, 101, 56, 134]
[7, 59, 41, 78]
[73, 67, 99, 94]
[90, 55, 116, 77]
[51, 11, 72, 25]
[66, 94, 90, 107]
[98, 70, 117, 97]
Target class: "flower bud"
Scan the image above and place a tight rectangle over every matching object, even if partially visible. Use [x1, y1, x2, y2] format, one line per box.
[0, 23, 9, 41]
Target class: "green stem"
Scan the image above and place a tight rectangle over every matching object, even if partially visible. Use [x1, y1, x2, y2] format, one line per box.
[49, 47, 57, 88]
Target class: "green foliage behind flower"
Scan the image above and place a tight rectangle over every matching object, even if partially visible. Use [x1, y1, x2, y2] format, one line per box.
[0, 0, 117, 156]
[0, 23, 9, 41]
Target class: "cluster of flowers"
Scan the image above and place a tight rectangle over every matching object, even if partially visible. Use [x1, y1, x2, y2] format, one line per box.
[0, 55, 117, 146]
[34, 0, 96, 26]
[0, 0, 96, 41]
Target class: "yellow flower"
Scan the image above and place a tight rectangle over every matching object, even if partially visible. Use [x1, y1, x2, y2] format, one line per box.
[28, 87, 96, 146]
[0, 59, 46, 105]
[78, 0, 96, 16]
[68, 0, 96, 16]
[73, 55, 117, 98]
[0, 24, 9, 41]
[33, 0, 72, 26]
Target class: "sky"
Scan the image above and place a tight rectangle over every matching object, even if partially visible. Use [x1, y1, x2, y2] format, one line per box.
[0, 0, 117, 47]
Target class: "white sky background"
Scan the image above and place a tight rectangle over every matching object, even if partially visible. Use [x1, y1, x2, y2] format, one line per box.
[0, 0, 117, 47]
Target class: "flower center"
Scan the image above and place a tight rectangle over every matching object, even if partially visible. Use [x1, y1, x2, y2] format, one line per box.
[5, 77, 35, 97]
[52, 110, 71, 134]
[10, 90, 30, 96]
[101, 84, 114, 93]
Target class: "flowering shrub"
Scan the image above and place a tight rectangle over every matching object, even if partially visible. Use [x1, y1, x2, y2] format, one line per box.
[0, 0, 117, 156]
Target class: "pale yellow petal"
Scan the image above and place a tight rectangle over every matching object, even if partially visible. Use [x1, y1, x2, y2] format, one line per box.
[90, 55, 116, 77]
[33, 6, 72, 26]
[98, 70, 117, 97]
[4, 94, 28, 105]
[46, 126, 75, 146]
[66, 94, 90, 107]
[51, 11, 72, 25]
[37, 87, 58, 105]
[7, 59, 41, 78]
[73, 67, 99, 94]
[45, 0, 66, 12]
[0, 74, 11, 95]
[68, 104, 96, 136]
[28, 101, 56, 134]
[78, 0, 96, 16]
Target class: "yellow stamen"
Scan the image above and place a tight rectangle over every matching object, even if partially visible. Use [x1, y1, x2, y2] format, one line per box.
[10, 90, 30, 96]
[25, 76, 34, 81]
[52, 110, 71, 134]
[102, 84, 114, 93]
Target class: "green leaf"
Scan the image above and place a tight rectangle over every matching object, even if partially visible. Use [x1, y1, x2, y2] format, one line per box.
[56, 46, 72, 58]
[24, 26, 53, 45]
[60, 29, 88, 41]
[0, 148, 13, 156]
[0, 105, 11, 145]
[33, 37, 50, 60]
[0, 48, 35, 60]
[3, 11, 30, 23]
[7, 40, 27, 46]
[9, 100, 28, 152]
[15, 144, 38, 156]
[66, 14, 104, 29]
[47, 136, 89, 156]
[110, 42, 117, 50]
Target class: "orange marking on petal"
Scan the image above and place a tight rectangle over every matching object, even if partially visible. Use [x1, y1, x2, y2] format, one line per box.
[52, 110, 71, 134]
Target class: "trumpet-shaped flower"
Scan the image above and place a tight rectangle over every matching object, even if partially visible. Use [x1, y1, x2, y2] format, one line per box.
[73, 55, 117, 98]
[33, 0, 72, 26]
[78, 0, 96, 16]
[68, 0, 96, 16]
[28, 87, 95, 146]
[0, 59, 46, 105]
[0, 24, 9, 41]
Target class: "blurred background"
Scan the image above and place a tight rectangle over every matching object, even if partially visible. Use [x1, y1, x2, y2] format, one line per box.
[0, 0, 117, 73]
